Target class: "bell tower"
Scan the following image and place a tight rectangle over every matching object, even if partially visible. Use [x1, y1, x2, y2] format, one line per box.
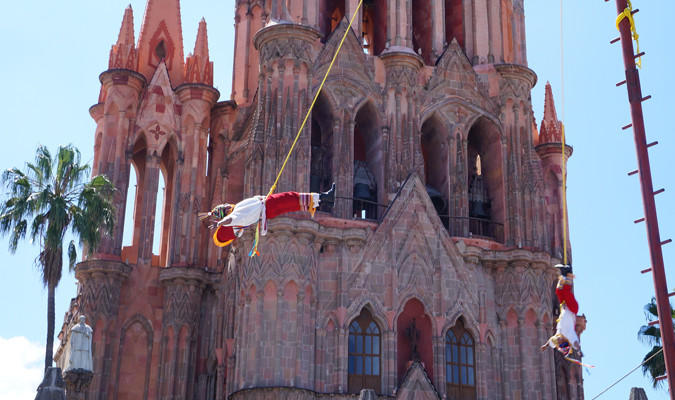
[56, 1, 583, 400]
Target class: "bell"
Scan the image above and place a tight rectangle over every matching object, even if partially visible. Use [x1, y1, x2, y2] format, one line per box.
[469, 200, 489, 219]
[426, 186, 447, 215]
[310, 174, 321, 193]
[353, 183, 374, 201]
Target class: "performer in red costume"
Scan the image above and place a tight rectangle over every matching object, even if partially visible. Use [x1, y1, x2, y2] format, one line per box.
[201, 184, 335, 247]
[541, 264, 581, 357]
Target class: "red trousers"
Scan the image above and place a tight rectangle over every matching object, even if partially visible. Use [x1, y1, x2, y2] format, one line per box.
[214, 192, 302, 246]
[556, 281, 579, 315]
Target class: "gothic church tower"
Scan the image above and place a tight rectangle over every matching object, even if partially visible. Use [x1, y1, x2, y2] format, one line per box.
[55, 1, 583, 399]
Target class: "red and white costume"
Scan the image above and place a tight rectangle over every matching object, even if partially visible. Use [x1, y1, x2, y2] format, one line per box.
[548, 274, 580, 352]
[212, 192, 319, 247]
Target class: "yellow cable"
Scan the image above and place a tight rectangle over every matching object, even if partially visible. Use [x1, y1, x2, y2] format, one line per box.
[561, 0, 568, 266]
[616, 0, 641, 69]
[266, 0, 364, 199]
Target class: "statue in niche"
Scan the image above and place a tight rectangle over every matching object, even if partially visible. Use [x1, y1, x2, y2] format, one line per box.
[65, 315, 93, 372]
[405, 318, 421, 361]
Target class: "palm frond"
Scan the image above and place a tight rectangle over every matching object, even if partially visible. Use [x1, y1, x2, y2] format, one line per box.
[73, 174, 116, 254]
[67, 240, 77, 272]
[642, 345, 666, 389]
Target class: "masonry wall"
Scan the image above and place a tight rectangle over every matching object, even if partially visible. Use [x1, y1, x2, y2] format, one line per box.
[54, 1, 583, 399]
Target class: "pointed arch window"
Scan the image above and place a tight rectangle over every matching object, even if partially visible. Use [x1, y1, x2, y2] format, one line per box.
[155, 40, 167, 61]
[348, 308, 381, 393]
[445, 319, 476, 400]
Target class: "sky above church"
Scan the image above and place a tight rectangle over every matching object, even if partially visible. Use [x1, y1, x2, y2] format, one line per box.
[0, 1, 673, 399]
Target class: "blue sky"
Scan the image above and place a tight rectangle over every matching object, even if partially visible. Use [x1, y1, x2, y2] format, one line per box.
[0, 1, 673, 399]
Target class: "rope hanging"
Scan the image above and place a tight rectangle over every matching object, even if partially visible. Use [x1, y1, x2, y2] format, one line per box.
[616, 0, 642, 69]
[249, 0, 365, 256]
[560, 0, 569, 266]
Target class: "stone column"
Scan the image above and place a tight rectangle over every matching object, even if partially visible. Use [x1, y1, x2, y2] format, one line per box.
[546, 323, 557, 400]
[499, 321, 511, 400]
[315, 328, 325, 392]
[517, 317, 529, 400]
[138, 153, 161, 261]
[215, 364, 225, 400]
[295, 293, 305, 387]
[477, 342, 487, 400]
[274, 290, 284, 385]
[338, 327, 347, 393]
[309, 298, 317, 388]
[253, 291, 264, 386]
[433, 336, 443, 394]
[536, 321, 550, 400]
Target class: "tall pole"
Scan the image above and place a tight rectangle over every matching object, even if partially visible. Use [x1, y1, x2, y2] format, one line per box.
[614, 0, 675, 395]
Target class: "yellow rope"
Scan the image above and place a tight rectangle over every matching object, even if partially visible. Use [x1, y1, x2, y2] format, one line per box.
[265, 0, 364, 199]
[248, 0, 364, 257]
[561, 0, 568, 266]
[616, 0, 642, 69]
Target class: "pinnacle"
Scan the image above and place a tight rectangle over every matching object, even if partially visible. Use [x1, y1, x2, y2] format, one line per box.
[117, 4, 135, 46]
[193, 18, 209, 59]
[539, 81, 563, 144]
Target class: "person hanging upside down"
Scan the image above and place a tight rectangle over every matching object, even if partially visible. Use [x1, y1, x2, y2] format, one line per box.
[200, 183, 335, 247]
[541, 264, 582, 357]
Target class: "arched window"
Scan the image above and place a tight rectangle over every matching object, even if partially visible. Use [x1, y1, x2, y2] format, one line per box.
[348, 308, 381, 393]
[445, 320, 476, 400]
[412, 0, 433, 63]
[320, 0, 345, 43]
[155, 40, 167, 61]
[360, 0, 387, 56]
[352, 102, 383, 220]
[445, 0, 464, 50]
[466, 118, 504, 242]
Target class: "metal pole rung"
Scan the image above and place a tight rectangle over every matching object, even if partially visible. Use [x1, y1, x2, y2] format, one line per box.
[669, 292, 675, 297]
[628, 170, 638, 176]
[631, 9, 639, 15]
[649, 320, 660, 326]
[623, 123, 633, 130]
[641, 95, 652, 102]
[642, 268, 652, 274]
[647, 141, 659, 148]
[635, 52, 645, 59]
[635, 218, 645, 224]
[654, 189, 665, 195]
[656, 375, 668, 382]
[617, 80, 627, 86]
[610, 37, 621, 44]
[662, 239, 672, 246]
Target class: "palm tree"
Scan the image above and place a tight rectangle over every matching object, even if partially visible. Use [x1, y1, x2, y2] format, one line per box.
[0, 144, 115, 372]
[637, 297, 675, 389]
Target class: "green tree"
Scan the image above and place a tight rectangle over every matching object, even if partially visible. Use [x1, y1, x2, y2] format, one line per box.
[0, 144, 115, 372]
[638, 297, 675, 388]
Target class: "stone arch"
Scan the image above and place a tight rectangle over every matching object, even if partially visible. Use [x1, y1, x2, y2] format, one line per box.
[360, 0, 387, 56]
[353, 99, 385, 217]
[319, 0, 346, 43]
[412, 0, 434, 64]
[466, 116, 505, 242]
[395, 297, 435, 385]
[121, 133, 149, 251]
[443, 313, 481, 344]
[115, 313, 154, 400]
[421, 112, 450, 218]
[444, 0, 464, 49]
[345, 297, 389, 331]
[310, 90, 335, 194]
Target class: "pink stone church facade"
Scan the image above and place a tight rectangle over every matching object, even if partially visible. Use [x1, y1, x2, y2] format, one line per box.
[55, 0, 585, 399]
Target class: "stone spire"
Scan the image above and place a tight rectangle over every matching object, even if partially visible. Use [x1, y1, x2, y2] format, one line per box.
[184, 18, 213, 86]
[136, 0, 185, 86]
[108, 5, 139, 71]
[539, 82, 563, 144]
